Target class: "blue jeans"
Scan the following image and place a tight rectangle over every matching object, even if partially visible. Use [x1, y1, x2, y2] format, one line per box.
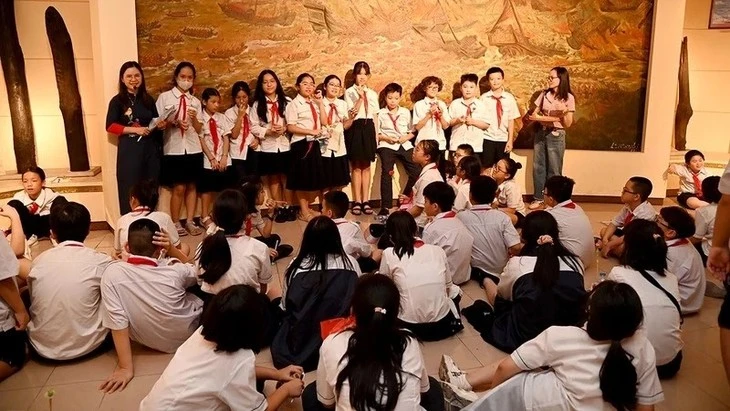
[532, 128, 566, 201]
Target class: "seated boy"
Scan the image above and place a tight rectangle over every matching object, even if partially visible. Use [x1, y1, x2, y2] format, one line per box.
[691, 176, 726, 298]
[321, 191, 377, 273]
[100, 218, 203, 393]
[6, 166, 64, 246]
[0, 233, 28, 383]
[598, 176, 656, 258]
[543, 176, 595, 268]
[0, 205, 31, 282]
[27, 202, 113, 361]
[240, 178, 293, 262]
[667, 149, 709, 210]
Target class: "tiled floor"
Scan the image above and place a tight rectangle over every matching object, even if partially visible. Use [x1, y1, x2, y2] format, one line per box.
[1, 202, 729, 410]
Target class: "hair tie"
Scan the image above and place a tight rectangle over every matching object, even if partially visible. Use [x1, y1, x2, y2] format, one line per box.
[374, 307, 387, 315]
[537, 235, 554, 246]
[652, 233, 661, 240]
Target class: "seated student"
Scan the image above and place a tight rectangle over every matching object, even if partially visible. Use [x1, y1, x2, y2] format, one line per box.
[608, 219, 683, 379]
[379, 211, 463, 341]
[451, 155, 481, 211]
[658, 207, 705, 314]
[303, 274, 444, 411]
[100, 218, 203, 393]
[0, 233, 28, 383]
[240, 178, 293, 262]
[492, 158, 527, 227]
[27, 202, 113, 361]
[445, 143, 474, 181]
[403, 140, 444, 228]
[141, 285, 304, 410]
[439, 281, 664, 411]
[544, 175, 595, 269]
[6, 166, 64, 246]
[461, 211, 585, 353]
[422, 182, 474, 286]
[691, 176, 727, 298]
[667, 149, 709, 210]
[271, 217, 361, 372]
[598, 176, 657, 258]
[0, 205, 31, 282]
[321, 191, 376, 273]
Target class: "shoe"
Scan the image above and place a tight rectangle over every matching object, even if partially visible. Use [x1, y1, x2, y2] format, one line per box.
[186, 222, 203, 236]
[286, 206, 297, 222]
[377, 208, 389, 217]
[528, 200, 544, 210]
[351, 202, 362, 216]
[273, 244, 294, 262]
[439, 355, 478, 408]
[705, 281, 727, 299]
[274, 207, 288, 223]
[363, 202, 373, 215]
[27, 234, 38, 247]
[175, 222, 188, 237]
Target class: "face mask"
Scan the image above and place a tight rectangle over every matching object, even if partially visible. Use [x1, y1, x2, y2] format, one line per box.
[177, 79, 193, 91]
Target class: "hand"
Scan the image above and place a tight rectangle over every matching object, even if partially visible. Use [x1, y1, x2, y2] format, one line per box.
[250, 138, 260, 150]
[310, 129, 320, 137]
[187, 108, 198, 121]
[528, 113, 542, 122]
[277, 365, 304, 381]
[282, 378, 305, 398]
[464, 117, 474, 126]
[99, 367, 133, 394]
[600, 243, 612, 258]
[398, 194, 409, 204]
[180, 119, 190, 131]
[210, 158, 219, 170]
[152, 229, 173, 252]
[0, 206, 20, 220]
[134, 127, 151, 136]
[14, 310, 29, 331]
[271, 124, 284, 135]
[156, 119, 168, 130]
[504, 141, 513, 153]
[263, 198, 276, 209]
[269, 248, 279, 259]
[708, 246, 730, 281]
[314, 90, 323, 101]
[218, 157, 228, 171]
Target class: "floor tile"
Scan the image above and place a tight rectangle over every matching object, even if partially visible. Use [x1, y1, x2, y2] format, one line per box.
[460, 336, 509, 368]
[0, 387, 41, 411]
[29, 381, 105, 411]
[0, 361, 54, 391]
[129, 345, 173, 377]
[45, 352, 118, 386]
[421, 338, 481, 375]
[97, 375, 159, 411]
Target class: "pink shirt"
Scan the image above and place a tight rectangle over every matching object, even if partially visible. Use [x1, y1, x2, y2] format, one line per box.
[536, 91, 575, 129]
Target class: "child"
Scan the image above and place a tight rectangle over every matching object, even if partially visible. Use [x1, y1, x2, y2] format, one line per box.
[492, 158, 527, 227]
[480, 67, 521, 171]
[6, 166, 62, 245]
[598, 176, 657, 258]
[379, 211, 463, 341]
[140, 285, 304, 410]
[440, 281, 663, 411]
[447, 143, 475, 180]
[667, 149, 709, 209]
[240, 178, 294, 262]
[658, 207, 705, 314]
[375, 82, 421, 216]
[320, 74, 352, 191]
[156, 61, 204, 236]
[321, 191, 375, 273]
[0, 233, 28, 383]
[691, 176, 726, 297]
[413, 76, 451, 152]
[452, 155, 481, 211]
[225, 81, 259, 184]
[544, 175, 595, 269]
[448, 73, 490, 159]
[0, 205, 31, 284]
[27, 202, 113, 361]
[344, 61, 379, 215]
[404, 140, 444, 228]
[422, 182, 474, 286]
[99, 218, 203, 393]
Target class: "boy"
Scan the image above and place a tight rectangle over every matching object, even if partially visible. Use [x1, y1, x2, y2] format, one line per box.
[480, 67, 521, 171]
[691, 176, 726, 298]
[100, 218, 203, 393]
[375, 82, 421, 216]
[658, 206, 705, 314]
[598, 176, 657, 258]
[27, 202, 113, 361]
[544, 176, 595, 268]
[321, 191, 377, 272]
[448, 74, 490, 160]
[413, 76, 451, 151]
[0, 233, 28, 382]
[423, 182, 474, 286]
[6, 166, 64, 246]
[667, 149, 709, 210]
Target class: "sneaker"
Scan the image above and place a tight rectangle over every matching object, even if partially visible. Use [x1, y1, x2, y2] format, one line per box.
[705, 281, 727, 299]
[175, 222, 188, 237]
[186, 222, 203, 236]
[27, 234, 38, 247]
[439, 355, 478, 409]
[528, 200, 544, 210]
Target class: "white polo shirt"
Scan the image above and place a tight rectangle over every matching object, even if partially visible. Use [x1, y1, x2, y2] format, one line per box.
[693, 203, 717, 255]
[376, 106, 414, 151]
[666, 239, 705, 314]
[344, 85, 379, 120]
[12, 188, 59, 217]
[448, 98, 489, 152]
[115, 208, 181, 254]
[423, 211, 474, 285]
[333, 218, 371, 259]
[285, 94, 321, 144]
[452, 179, 471, 212]
[322, 97, 348, 157]
[140, 327, 266, 411]
[546, 200, 595, 269]
[480, 90, 520, 143]
[201, 111, 233, 169]
[249, 97, 291, 153]
[412, 163, 444, 227]
[0, 234, 20, 332]
[720, 161, 730, 193]
[611, 201, 657, 228]
[497, 256, 584, 301]
[224, 105, 259, 161]
[27, 241, 112, 360]
[199, 235, 272, 295]
[457, 204, 521, 277]
[156, 88, 203, 155]
[413, 97, 450, 150]
[496, 180, 526, 216]
[670, 164, 708, 194]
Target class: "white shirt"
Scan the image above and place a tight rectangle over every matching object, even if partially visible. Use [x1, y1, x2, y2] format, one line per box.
[377, 107, 414, 151]
[12, 188, 59, 216]
[317, 331, 429, 411]
[201, 111, 233, 169]
[412, 97, 450, 150]
[546, 200, 595, 269]
[480, 90, 520, 142]
[322, 97, 349, 157]
[693, 203, 717, 255]
[101, 256, 203, 353]
[670, 164, 708, 194]
[607, 266, 683, 365]
[156, 88, 204, 155]
[199, 235, 272, 295]
[412, 163, 444, 227]
[27, 241, 112, 360]
[451, 179, 471, 212]
[611, 201, 657, 228]
[448, 98, 489, 152]
[666, 239, 705, 314]
[496, 179, 526, 216]
[115, 208, 181, 254]
[285, 94, 321, 143]
[334, 218, 371, 259]
[497, 256, 584, 301]
[249, 97, 291, 153]
[379, 243, 454, 324]
[224, 106, 259, 161]
[0, 234, 19, 332]
[344, 85, 379, 120]
[140, 328, 266, 411]
[457, 204, 521, 277]
[423, 211, 474, 285]
[720, 161, 730, 194]
[281, 254, 362, 311]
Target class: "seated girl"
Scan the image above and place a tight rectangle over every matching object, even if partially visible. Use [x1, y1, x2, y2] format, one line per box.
[403, 139, 444, 228]
[0, 205, 31, 282]
[691, 176, 727, 298]
[6, 167, 64, 246]
[240, 177, 293, 262]
[491, 158, 526, 227]
[451, 155, 481, 211]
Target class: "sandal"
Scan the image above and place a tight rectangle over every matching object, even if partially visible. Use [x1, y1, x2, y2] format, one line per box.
[363, 202, 373, 215]
[186, 222, 203, 236]
[351, 202, 362, 216]
[297, 212, 314, 222]
[175, 222, 188, 237]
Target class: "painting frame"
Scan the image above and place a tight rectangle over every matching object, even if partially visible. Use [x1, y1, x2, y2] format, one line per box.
[709, 0, 730, 29]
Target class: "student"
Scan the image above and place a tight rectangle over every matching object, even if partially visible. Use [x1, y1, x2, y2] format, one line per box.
[422, 182, 474, 285]
[100, 218, 203, 392]
[344, 61, 380, 215]
[492, 158, 527, 227]
[480, 67, 521, 171]
[440, 281, 664, 411]
[462, 211, 585, 353]
[607, 219, 683, 379]
[6, 167, 62, 245]
[320, 74, 352, 191]
[140, 285, 304, 410]
[692, 176, 726, 297]
[598, 176, 657, 258]
[451, 155, 481, 212]
[321, 191, 375, 273]
[448, 143, 475, 180]
[0, 233, 28, 383]
[271, 217, 361, 371]
[375, 82, 421, 216]
[404, 140, 444, 227]
[156, 61, 204, 236]
[544, 175, 595, 269]
[304, 274, 445, 411]
[225, 81, 259, 184]
[448, 73, 490, 159]
[658, 207, 705, 314]
[667, 149, 709, 210]
[240, 178, 293, 262]
[0, 206, 30, 281]
[412, 76, 451, 151]
[379, 211, 463, 341]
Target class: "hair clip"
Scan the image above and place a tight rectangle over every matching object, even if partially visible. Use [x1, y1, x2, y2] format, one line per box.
[374, 307, 387, 315]
[652, 233, 661, 240]
[537, 235, 554, 246]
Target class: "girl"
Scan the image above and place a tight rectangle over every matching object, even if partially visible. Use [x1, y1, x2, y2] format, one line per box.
[379, 211, 463, 341]
[198, 88, 235, 228]
[452, 155, 481, 211]
[7, 167, 63, 245]
[240, 178, 294, 262]
[527, 66, 575, 210]
[492, 158, 527, 227]
[403, 140, 444, 228]
[440, 281, 664, 411]
[271, 216, 361, 371]
[140, 285, 304, 410]
[690, 176, 727, 297]
[412, 76, 451, 152]
[225, 81, 259, 185]
[156, 61, 204, 236]
[344, 61, 379, 215]
[303, 274, 445, 411]
[320, 74, 352, 191]
[667, 149, 709, 209]
[461, 211, 585, 353]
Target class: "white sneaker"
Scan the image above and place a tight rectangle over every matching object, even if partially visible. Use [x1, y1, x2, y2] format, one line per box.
[528, 200, 544, 210]
[439, 355, 478, 409]
[27, 234, 38, 247]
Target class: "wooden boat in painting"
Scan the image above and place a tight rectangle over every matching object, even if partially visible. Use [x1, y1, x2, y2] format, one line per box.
[218, 0, 295, 26]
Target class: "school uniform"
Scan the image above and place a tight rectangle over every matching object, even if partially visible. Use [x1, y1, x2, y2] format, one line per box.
[671, 164, 709, 208]
[496, 179, 526, 227]
[250, 97, 291, 176]
[413, 97, 451, 151]
[693, 202, 717, 259]
[611, 201, 657, 233]
[546, 200, 595, 268]
[140, 327, 266, 411]
[376, 107, 421, 208]
[480, 90, 520, 168]
[344, 85, 379, 163]
[225, 105, 259, 183]
[156, 88, 204, 187]
[718, 162, 730, 330]
[448, 98, 489, 153]
[333, 218, 371, 258]
[321, 98, 351, 187]
[101, 255, 203, 353]
[198, 110, 235, 193]
[666, 238, 706, 314]
[411, 163, 444, 227]
[451, 178, 471, 211]
[422, 211, 474, 285]
[284, 94, 327, 192]
[199, 234, 272, 295]
[114, 207, 181, 256]
[0, 234, 24, 369]
[27, 241, 113, 360]
[7, 188, 61, 239]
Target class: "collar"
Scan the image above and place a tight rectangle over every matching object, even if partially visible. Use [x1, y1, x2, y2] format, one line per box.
[666, 238, 690, 247]
[692, 168, 708, 176]
[127, 255, 159, 267]
[461, 98, 476, 106]
[414, 238, 425, 248]
[333, 218, 350, 225]
[171, 87, 190, 99]
[325, 97, 339, 105]
[265, 95, 278, 103]
[202, 110, 216, 122]
[419, 163, 438, 178]
[555, 200, 576, 209]
[58, 240, 85, 248]
[471, 204, 492, 211]
[423, 97, 438, 104]
[26, 188, 46, 204]
[434, 211, 457, 220]
[294, 94, 313, 105]
[629, 201, 650, 212]
[484, 90, 504, 98]
[131, 206, 151, 214]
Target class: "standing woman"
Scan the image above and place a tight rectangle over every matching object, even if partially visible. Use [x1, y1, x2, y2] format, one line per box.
[106, 61, 164, 215]
[527, 67, 575, 210]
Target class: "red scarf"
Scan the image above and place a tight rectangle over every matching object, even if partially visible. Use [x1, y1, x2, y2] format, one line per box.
[328, 103, 339, 124]
[177, 93, 187, 137]
[266, 99, 280, 124]
[241, 113, 250, 154]
[208, 116, 220, 154]
[692, 172, 703, 198]
[490, 95, 503, 127]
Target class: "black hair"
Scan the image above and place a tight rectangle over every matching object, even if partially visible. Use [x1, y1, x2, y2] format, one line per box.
[684, 149, 704, 164]
[469, 176, 499, 205]
[501, 158, 523, 180]
[50, 201, 91, 243]
[544, 175, 575, 203]
[284, 216, 353, 281]
[383, 82, 402, 96]
[586, 281, 644, 411]
[199, 190, 248, 285]
[456, 144, 475, 155]
[385, 211, 418, 259]
[336, 274, 413, 411]
[486, 67, 505, 79]
[240, 177, 263, 215]
[458, 156, 482, 182]
[117, 61, 155, 111]
[351, 61, 371, 83]
[201, 284, 269, 353]
[702, 176, 722, 203]
[460, 73, 479, 85]
[172, 61, 196, 84]
[254, 69, 288, 121]
[127, 218, 160, 257]
[628, 176, 653, 202]
[22, 166, 46, 182]
[230, 81, 251, 107]
[129, 179, 159, 211]
[620, 219, 667, 276]
[296, 72, 315, 87]
[412, 76, 444, 102]
[201, 87, 221, 103]
[417, 140, 441, 165]
[550, 66, 573, 102]
[323, 74, 342, 88]
[324, 191, 349, 219]
[423, 181, 455, 212]
[659, 206, 695, 239]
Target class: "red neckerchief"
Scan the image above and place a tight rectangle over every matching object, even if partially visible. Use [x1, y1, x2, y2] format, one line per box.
[558, 201, 576, 209]
[176, 92, 188, 138]
[435, 211, 456, 220]
[127, 256, 158, 267]
[208, 115, 220, 154]
[266, 98, 280, 123]
[414, 239, 425, 248]
[241, 112, 250, 154]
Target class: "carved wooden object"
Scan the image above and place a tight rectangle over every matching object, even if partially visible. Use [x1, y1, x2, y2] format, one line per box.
[674, 36, 692, 151]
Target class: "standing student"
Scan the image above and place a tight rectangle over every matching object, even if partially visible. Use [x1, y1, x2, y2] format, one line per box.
[320, 74, 352, 191]
[156, 61, 204, 236]
[692, 176, 727, 297]
[404, 140, 444, 228]
[598, 176, 657, 258]
[0, 233, 28, 383]
[412, 76, 451, 151]
[492, 158, 527, 227]
[451, 155, 481, 212]
[480, 67, 521, 172]
[448, 73, 490, 160]
[544, 176, 595, 269]
[225, 81, 259, 184]
[6, 167, 63, 245]
[240, 178, 294, 262]
[344, 61, 379, 215]
[667, 149, 709, 210]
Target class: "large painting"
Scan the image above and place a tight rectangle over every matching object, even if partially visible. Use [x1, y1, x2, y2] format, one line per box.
[710, 0, 730, 29]
[136, 0, 653, 152]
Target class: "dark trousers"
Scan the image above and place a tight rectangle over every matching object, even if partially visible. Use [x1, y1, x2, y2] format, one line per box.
[117, 135, 161, 215]
[377, 147, 421, 209]
[400, 297, 463, 342]
[480, 140, 510, 169]
[657, 350, 683, 379]
[6, 198, 67, 239]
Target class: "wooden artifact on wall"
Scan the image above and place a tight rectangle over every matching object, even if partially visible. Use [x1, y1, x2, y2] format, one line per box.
[45, 6, 90, 171]
[674, 36, 692, 151]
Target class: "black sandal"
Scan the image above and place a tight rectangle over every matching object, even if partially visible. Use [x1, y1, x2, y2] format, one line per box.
[362, 202, 373, 215]
[351, 202, 362, 216]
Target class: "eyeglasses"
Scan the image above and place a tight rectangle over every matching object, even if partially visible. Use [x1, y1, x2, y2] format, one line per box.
[326, 83, 341, 88]
[495, 168, 508, 174]
[657, 218, 669, 228]
[622, 187, 636, 194]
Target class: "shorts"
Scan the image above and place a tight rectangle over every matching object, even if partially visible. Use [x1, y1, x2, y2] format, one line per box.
[0, 328, 27, 368]
[677, 192, 702, 208]
[160, 153, 204, 187]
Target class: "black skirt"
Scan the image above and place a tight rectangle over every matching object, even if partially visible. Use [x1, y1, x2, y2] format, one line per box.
[160, 153, 204, 187]
[321, 153, 351, 187]
[197, 166, 236, 193]
[258, 150, 291, 176]
[286, 139, 328, 192]
[345, 119, 377, 163]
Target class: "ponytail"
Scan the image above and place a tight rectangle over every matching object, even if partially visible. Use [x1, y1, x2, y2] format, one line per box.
[198, 230, 232, 285]
[599, 341, 638, 410]
[532, 240, 559, 290]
